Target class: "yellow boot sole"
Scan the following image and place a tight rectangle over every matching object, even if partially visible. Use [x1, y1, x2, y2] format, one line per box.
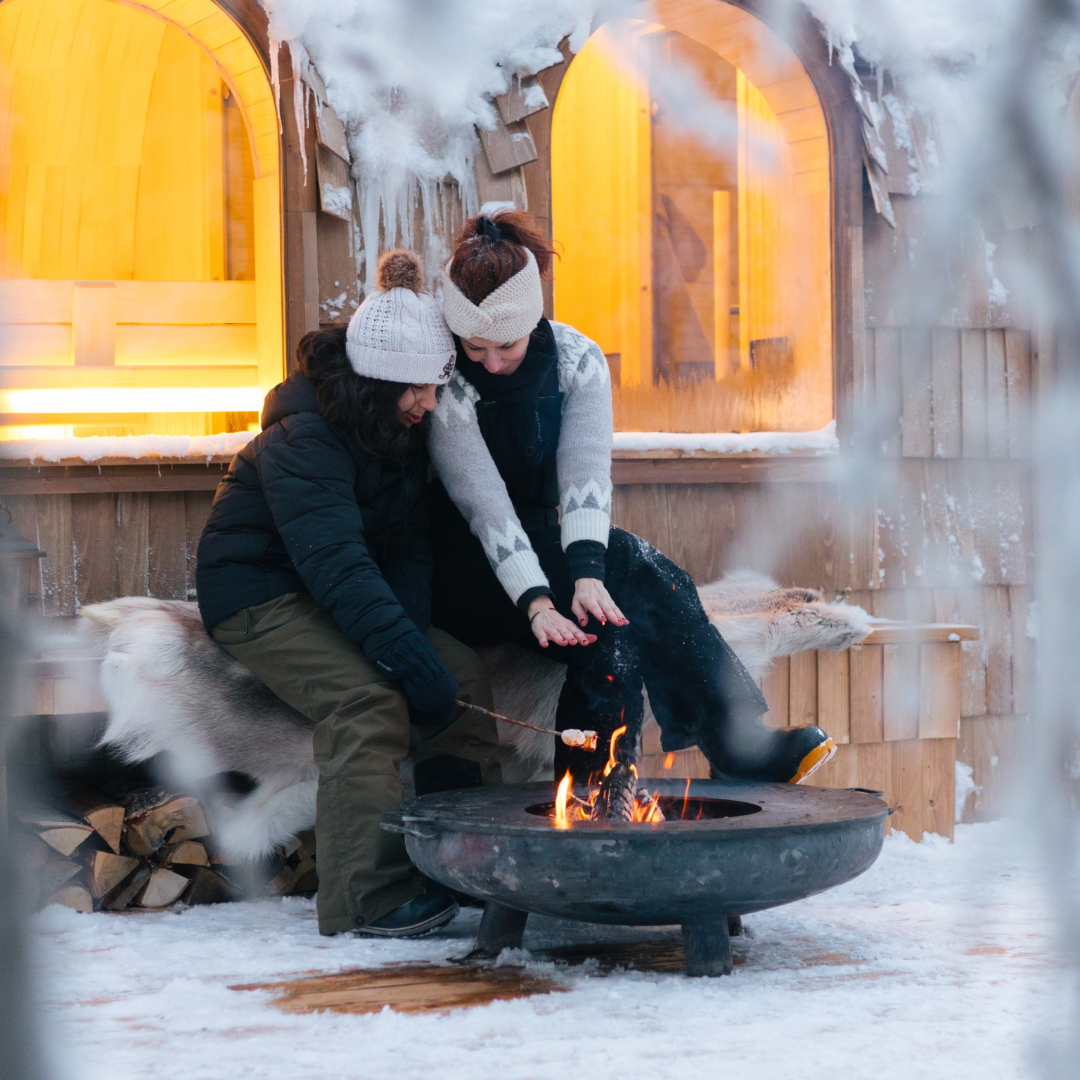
[788, 737, 838, 784]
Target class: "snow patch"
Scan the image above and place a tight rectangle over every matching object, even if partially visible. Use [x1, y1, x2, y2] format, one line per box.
[0, 432, 257, 464]
[612, 422, 839, 455]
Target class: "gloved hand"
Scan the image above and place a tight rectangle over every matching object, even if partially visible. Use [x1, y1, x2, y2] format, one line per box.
[370, 630, 458, 735]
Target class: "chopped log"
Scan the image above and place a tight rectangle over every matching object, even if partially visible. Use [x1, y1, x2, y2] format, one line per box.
[294, 831, 317, 862]
[266, 863, 297, 897]
[85, 851, 140, 900]
[65, 786, 125, 854]
[135, 867, 190, 908]
[102, 865, 152, 912]
[125, 796, 208, 856]
[182, 867, 237, 906]
[36, 857, 82, 899]
[590, 763, 637, 822]
[46, 884, 93, 913]
[164, 840, 209, 867]
[290, 857, 319, 895]
[19, 813, 95, 857]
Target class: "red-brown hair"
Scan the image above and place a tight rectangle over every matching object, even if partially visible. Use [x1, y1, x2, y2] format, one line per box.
[448, 211, 555, 305]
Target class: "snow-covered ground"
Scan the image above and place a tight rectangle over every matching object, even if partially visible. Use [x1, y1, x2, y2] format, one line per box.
[30, 822, 1070, 1080]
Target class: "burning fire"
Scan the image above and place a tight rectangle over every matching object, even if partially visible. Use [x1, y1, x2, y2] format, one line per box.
[552, 725, 666, 824]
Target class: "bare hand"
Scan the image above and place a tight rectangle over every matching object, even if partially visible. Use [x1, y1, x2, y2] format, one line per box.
[571, 578, 629, 629]
[527, 596, 597, 648]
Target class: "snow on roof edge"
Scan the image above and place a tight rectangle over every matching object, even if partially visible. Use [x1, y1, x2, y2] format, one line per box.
[612, 422, 839, 455]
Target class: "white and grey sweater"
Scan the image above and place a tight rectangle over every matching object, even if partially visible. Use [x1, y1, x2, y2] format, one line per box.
[429, 321, 613, 604]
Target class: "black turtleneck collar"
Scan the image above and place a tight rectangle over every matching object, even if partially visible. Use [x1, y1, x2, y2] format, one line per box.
[454, 318, 557, 404]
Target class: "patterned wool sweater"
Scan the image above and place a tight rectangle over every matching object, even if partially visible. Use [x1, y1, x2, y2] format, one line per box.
[428, 321, 613, 604]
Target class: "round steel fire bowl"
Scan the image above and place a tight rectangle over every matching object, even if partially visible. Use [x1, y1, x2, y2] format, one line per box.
[389, 779, 887, 928]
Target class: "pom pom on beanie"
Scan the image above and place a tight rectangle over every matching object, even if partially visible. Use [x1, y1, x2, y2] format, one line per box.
[377, 249, 425, 293]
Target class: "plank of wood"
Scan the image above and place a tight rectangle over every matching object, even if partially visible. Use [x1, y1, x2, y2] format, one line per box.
[148, 492, 188, 600]
[918, 642, 961, 739]
[496, 74, 549, 124]
[317, 210, 360, 326]
[882, 643, 920, 741]
[71, 493, 118, 606]
[315, 144, 353, 222]
[36, 494, 76, 615]
[982, 586, 1014, 715]
[874, 327, 902, 458]
[0, 366, 259, 390]
[985, 329, 1009, 458]
[116, 492, 149, 597]
[479, 115, 538, 175]
[960, 329, 988, 458]
[924, 736, 957, 839]
[1004, 329, 1030, 459]
[788, 651, 818, 727]
[849, 644, 884, 743]
[666, 484, 731, 585]
[816, 649, 850, 744]
[71, 282, 117, 366]
[85, 851, 141, 900]
[136, 867, 190, 908]
[863, 623, 980, 643]
[610, 485, 672, 559]
[315, 99, 350, 161]
[930, 328, 961, 457]
[760, 656, 790, 729]
[1008, 585, 1034, 715]
[957, 714, 1026, 822]
[234, 964, 565, 1016]
[36, 857, 83, 900]
[185, 490, 215, 595]
[901, 327, 933, 458]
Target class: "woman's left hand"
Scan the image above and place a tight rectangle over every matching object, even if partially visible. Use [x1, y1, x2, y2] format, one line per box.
[571, 578, 629, 629]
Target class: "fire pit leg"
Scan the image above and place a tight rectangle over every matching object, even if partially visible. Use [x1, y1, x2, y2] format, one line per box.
[466, 902, 529, 959]
[682, 916, 734, 977]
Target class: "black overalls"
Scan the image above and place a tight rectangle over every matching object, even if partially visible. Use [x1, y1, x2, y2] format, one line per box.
[429, 321, 769, 780]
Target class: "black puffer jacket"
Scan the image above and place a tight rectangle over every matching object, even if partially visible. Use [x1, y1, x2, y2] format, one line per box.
[195, 370, 430, 656]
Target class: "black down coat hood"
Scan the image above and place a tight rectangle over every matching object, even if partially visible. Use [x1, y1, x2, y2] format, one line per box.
[195, 370, 431, 655]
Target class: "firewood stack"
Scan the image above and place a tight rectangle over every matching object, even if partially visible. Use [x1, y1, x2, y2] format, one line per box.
[15, 786, 318, 913]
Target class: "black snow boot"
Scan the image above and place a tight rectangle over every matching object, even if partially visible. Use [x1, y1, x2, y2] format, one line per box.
[702, 722, 837, 784]
[354, 888, 458, 938]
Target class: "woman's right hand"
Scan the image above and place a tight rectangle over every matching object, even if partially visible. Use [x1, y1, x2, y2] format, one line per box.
[528, 596, 597, 649]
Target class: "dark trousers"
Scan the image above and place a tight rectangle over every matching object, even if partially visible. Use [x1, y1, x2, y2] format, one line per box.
[429, 486, 770, 780]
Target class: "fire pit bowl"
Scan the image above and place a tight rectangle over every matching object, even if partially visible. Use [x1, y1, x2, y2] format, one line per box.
[385, 779, 888, 977]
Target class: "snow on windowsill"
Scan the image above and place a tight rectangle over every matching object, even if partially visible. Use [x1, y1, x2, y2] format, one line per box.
[612, 421, 839, 456]
[0, 431, 258, 466]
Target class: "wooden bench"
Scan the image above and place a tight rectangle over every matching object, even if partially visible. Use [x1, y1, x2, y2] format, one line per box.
[640, 622, 980, 841]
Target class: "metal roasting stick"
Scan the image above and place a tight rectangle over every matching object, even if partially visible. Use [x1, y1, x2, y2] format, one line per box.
[455, 699, 599, 751]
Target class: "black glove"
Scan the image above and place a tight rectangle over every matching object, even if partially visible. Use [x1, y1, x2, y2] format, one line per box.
[370, 630, 458, 735]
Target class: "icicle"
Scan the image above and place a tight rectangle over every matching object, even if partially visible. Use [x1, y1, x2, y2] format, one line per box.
[269, 36, 283, 136]
[291, 44, 308, 185]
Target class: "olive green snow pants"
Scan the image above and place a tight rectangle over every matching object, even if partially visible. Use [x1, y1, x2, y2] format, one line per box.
[212, 592, 500, 935]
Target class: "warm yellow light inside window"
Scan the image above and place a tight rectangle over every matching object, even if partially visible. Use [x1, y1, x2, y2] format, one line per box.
[0, 0, 283, 442]
[551, 4, 833, 433]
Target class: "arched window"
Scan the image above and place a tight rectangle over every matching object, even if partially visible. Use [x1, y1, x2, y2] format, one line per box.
[0, 0, 283, 440]
[551, 2, 832, 433]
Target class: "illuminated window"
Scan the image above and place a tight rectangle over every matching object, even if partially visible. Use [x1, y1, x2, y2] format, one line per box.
[0, 0, 283, 440]
[551, 3, 832, 433]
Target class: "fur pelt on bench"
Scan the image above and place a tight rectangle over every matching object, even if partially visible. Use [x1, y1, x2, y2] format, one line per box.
[78, 572, 870, 861]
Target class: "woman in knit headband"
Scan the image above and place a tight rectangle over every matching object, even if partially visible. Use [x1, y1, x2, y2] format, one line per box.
[196, 250, 498, 940]
[427, 211, 837, 785]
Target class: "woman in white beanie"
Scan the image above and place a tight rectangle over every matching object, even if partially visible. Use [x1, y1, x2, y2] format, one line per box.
[196, 250, 499, 938]
[428, 212, 836, 790]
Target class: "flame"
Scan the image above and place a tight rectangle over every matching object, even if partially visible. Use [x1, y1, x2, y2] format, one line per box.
[554, 771, 572, 828]
[662, 752, 675, 770]
[681, 777, 692, 819]
[603, 724, 628, 778]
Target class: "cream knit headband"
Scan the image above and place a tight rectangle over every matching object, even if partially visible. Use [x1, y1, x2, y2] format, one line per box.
[441, 248, 544, 343]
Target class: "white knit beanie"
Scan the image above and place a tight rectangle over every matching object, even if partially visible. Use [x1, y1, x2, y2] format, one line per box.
[441, 247, 544, 343]
[346, 250, 457, 385]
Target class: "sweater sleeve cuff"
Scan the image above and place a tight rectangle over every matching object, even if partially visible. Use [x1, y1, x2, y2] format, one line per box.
[516, 585, 556, 615]
[565, 539, 607, 583]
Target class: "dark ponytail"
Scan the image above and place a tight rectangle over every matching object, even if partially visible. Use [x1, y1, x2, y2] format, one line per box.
[296, 327, 421, 462]
[448, 210, 555, 305]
